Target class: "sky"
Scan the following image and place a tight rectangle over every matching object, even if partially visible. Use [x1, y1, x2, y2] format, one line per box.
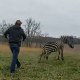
[0, 0, 80, 38]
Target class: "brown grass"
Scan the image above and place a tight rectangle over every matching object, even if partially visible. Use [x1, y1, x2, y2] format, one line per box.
[64, 44, 80, 53]
[0, 44, 41, 54]
[0, 44, 80, 54]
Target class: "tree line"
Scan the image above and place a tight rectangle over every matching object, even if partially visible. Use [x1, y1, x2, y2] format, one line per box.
[0, 18, 80, 47]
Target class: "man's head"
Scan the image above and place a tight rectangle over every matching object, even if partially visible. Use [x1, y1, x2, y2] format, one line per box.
[15, 20, 22, 26]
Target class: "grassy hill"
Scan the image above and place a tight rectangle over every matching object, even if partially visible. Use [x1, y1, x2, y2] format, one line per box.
[0, 44, 80, 80]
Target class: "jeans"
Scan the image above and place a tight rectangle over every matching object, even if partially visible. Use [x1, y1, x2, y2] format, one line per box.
[10, 43, 21, 73]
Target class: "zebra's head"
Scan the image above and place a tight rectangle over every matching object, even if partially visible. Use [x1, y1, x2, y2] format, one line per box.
[61, 36, 74, 48]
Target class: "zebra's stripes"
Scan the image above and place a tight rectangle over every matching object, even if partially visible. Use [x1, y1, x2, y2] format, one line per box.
[38, 36, 74, 62]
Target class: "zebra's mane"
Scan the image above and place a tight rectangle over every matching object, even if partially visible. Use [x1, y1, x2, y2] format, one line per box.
[60, 36, 73, 43]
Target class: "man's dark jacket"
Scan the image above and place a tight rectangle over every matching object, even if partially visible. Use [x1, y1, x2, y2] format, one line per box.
[4, 25, 26, 46]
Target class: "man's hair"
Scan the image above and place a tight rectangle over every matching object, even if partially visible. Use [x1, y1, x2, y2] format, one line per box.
[15, 20, 22, 25]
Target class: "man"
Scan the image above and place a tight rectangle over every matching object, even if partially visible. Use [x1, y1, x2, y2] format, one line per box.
[4, 20, 26, 73]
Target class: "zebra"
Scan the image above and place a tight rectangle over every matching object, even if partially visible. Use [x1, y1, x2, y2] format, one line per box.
[38, 36, 74, 62]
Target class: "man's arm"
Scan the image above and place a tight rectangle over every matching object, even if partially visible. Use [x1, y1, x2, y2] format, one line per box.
[4, 28, 10, 38]
[21, 29, 26, 41]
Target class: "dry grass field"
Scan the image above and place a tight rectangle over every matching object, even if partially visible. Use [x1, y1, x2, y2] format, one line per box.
[0, 44, 41, 53]
[0, 44, 80, 53]
[0, 44, 79, 54]
[0, 44, 80, 80]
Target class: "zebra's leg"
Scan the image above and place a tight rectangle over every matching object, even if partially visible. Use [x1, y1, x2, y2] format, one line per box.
[57, 50, 60, 60]
[38, 52, 45, 63]
[46, 55, 48, 60]
[45, 52, 51, 60]
[61, 49, 64, 60]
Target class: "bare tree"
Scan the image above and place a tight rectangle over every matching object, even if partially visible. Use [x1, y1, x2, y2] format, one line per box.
[0, 20, 13, 43]
[24, 18, 41, 47]
[0, 20, 13, 35]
